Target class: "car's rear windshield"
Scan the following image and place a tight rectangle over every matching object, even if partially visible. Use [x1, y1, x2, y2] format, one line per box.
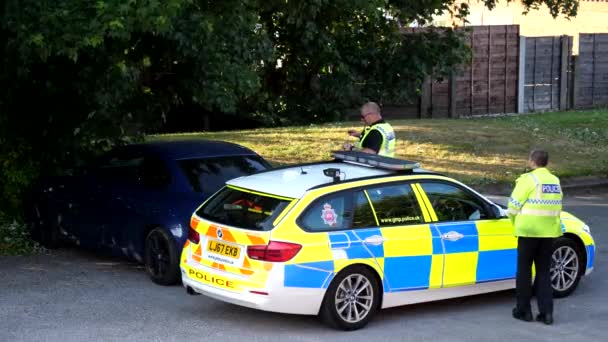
[196, 186, 292, 231]
[178, 155, 269, 196]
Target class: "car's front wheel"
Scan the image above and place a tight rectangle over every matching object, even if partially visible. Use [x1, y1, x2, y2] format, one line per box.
[551, 237, 584, 298]
[320, 265, 380, 331]
[145, 227, 180, 286]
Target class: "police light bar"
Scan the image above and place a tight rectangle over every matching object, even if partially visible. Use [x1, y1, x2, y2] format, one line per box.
[331, 151, 420, 171]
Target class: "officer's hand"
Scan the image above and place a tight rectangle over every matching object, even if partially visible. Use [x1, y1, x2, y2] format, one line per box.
[347, 129, 360, 138]
[343, 143, 354, 151]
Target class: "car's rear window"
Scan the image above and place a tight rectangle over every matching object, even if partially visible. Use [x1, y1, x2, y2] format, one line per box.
[196, 186, 292, 231]
[178, 156, 269, 196]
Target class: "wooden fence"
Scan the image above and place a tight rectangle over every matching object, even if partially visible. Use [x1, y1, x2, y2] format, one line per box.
[573, 33, 608, 108]
[368, 28, 608, 120]
[382, 25, 520, 119]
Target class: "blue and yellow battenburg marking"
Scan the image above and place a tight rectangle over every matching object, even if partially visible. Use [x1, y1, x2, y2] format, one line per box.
[280, 218, 585, 291]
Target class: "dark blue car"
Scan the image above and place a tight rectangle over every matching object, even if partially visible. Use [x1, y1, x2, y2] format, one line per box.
[26, 139, 271, 285]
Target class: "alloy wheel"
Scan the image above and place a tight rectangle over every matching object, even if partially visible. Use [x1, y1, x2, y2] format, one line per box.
[551, 245, 579, 292]
[334, 274, 374, 323]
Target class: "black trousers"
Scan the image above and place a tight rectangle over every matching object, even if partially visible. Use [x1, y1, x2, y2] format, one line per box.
[516, 237, 555, 315]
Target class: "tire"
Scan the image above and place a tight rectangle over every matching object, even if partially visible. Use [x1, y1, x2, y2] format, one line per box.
[145, 227, 180, 286]
[319, 265, 380, 331]
[551, 237, 584, 298]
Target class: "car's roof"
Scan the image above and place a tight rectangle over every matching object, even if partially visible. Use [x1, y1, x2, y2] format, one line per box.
[227, 160, 437, 199]
[130, 139, 261, 160]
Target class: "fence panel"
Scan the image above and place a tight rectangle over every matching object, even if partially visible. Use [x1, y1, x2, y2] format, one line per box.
[452, 25, 519, 117]
[576, 33, 608, 108]
[521, 35, 573, 113]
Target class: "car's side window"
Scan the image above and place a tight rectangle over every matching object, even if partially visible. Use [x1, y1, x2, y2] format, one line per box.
[177, 156, 269, 196]
[299, 192, 351, 232]
[352, 190, 377, 228]
[138, 156, 172, 189]
[94, 148, 144, 183]
[419, 182, 489, 222]
[365, 183, 423, 226]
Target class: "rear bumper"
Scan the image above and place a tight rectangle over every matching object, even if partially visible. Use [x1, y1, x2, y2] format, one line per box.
[180, 265, 325, 315]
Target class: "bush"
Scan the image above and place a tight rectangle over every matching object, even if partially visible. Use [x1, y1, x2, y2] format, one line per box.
[0, 211, 45, 256]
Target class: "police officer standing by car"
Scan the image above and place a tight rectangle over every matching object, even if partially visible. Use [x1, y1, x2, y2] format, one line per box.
[508, 149, 563, 325]
[343, 101, 396, 157]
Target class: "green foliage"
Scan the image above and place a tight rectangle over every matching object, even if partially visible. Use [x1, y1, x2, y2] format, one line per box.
[0, 0, 271, 214]
[484, 0, 578, 18]
[0, 211, 45, 256]
[256, 0, 472, 124]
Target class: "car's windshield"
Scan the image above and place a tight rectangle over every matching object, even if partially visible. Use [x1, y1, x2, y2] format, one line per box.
[196, 186, 292, 231]
[178, 155, 269, 196]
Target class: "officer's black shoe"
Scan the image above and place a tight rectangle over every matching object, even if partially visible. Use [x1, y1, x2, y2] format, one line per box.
[536, 313, 553, 325]
[512, 307, 533, 322]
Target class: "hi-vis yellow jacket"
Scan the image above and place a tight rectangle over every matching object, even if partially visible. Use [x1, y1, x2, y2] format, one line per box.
[507, 167, 563, 238]
[356, 122, 396, 157]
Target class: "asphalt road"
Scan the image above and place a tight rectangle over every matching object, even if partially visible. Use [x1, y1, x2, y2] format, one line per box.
[1, 186, 606, 342]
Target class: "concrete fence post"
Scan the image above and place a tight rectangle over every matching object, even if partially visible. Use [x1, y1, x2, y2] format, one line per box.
[517, 36, 526, 113]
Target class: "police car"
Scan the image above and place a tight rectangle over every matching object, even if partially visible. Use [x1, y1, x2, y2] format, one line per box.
[180, 151, 595, 330]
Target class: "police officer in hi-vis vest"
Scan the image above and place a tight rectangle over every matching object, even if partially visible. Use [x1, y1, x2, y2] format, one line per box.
[343, 102, 396, 157]
[508, 149, 563, 325]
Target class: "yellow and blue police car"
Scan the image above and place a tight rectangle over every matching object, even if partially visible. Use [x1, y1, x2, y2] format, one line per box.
[180, 151, 595, 330]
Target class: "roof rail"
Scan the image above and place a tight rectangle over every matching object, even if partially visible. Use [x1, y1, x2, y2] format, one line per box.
[331, 151, 420, 171]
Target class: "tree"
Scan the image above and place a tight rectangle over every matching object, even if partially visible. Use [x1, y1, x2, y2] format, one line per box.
[0, 0, 272, 213]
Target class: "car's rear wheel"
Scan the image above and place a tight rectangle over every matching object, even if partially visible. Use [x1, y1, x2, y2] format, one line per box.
[320, 265, 380, 331]
[145, 227, 180, 286]
[551, 237, 584, 298]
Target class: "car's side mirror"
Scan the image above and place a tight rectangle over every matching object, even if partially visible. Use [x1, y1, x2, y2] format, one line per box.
[490, 205, 507, 218]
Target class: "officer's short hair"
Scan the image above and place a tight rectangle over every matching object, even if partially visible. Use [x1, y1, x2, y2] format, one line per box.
[529, 149, 549, 167]
[361, 102, 381, 116]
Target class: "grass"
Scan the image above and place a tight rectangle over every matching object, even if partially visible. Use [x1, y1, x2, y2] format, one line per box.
[150, 108, 608, 186]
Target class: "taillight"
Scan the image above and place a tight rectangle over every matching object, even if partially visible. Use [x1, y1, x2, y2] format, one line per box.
[247, 241, 302, 262]
[187, 227, 200, 244]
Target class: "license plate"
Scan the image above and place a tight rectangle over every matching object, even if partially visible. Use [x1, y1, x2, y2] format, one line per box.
[206, 240, 241, 259]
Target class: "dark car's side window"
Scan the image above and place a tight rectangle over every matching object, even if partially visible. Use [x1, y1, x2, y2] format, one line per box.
[178, 156, 268, 196]
[94, 149, 144, 183]
[419, 182, 489, 222]
[138, 156, 172, 189]
[365, 183, 423, 226]
[299, 192, 352, 232]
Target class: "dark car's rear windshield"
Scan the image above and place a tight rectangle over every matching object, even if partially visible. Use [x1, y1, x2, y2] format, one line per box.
[196, 186, 292, 231]
[178, 155, 269, 196]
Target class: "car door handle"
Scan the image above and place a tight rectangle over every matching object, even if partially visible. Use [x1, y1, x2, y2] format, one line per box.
[363, 235, 385, 246]
[441, 231, 464, 241]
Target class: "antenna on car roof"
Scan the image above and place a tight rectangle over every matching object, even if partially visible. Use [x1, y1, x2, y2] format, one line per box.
[331, 150, 420, 171]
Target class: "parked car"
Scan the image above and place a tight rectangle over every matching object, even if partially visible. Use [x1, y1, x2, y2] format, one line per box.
[180, 151, 596, 330]
[26, 139, 272, 285]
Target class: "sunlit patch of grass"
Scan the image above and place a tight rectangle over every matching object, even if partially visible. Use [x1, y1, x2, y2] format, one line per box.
[150, 109, 608, 185]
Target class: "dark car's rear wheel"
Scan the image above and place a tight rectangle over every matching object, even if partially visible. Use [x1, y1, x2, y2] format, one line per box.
[145, 227, 180, 286]
[551, 237, 584, 298]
